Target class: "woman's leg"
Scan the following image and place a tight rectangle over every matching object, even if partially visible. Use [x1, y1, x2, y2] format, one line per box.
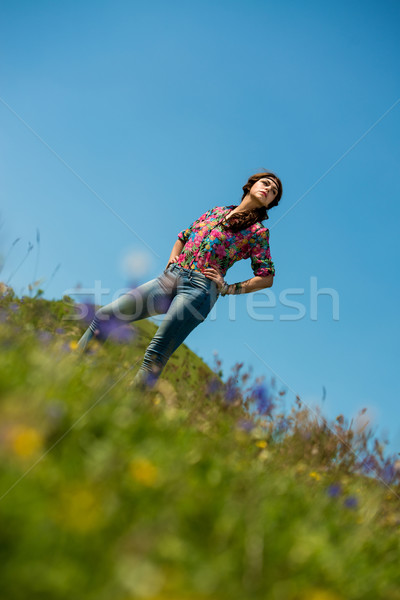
[133, 272, 219, 388]
[76, 270, 179, 353]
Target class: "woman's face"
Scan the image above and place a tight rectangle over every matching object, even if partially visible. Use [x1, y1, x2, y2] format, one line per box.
[249, 177, 279, 208]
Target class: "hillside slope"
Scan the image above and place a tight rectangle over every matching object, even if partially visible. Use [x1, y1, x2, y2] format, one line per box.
[0, 288, 399, 600]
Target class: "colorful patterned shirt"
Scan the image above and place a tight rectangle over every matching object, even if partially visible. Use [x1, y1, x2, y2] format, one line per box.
[177, 205, 275, 278]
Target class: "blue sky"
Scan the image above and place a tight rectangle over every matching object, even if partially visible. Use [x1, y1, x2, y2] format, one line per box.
[1, 0, 399, 454]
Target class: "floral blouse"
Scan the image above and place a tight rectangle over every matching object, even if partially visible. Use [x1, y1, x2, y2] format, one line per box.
[176, 205, 275, 278]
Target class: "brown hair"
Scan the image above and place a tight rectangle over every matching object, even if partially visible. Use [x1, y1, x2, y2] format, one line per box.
[221, 170, 283, 233]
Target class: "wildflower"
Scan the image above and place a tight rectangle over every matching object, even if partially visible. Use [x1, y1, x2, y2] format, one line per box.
[256, 440, 267, 448]
[381, 461, 396, 485]
[9, 425, 43, 457]
[129, 458, 159, 487]
[326, 483, 342, 498]
[360, 454, 377, 474]
[69, 340, 79, 351]
[54, 485, 102, 532]
[207, 377, 221, 395]
[236, 418, 254, 432]
[0, 283, 12, 296]
[224, 379, 239, 404]
[344, 495, 358, 509]
[250, 383, 274, 416]
[309, 471, 321, 481]
[303, 589, 344, 600]
[37, 330, 53, 344]
[108, 324, 136, 344]
[277, 416, 290, 433]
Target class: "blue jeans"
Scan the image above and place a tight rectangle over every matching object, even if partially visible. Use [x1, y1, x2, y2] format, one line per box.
[76, 263, 220, 387]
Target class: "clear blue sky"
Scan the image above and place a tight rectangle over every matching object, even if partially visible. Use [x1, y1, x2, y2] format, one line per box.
[1, 0, 399, 454]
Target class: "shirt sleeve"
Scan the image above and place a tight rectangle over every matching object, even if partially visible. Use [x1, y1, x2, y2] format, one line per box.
[177, 208, 215, 243]
[249, 228, 275, 277]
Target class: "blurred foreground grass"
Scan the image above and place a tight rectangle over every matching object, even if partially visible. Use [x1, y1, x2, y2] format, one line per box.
[0, 286, 399, 600]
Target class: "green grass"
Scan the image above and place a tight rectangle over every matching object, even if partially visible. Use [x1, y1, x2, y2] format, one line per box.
[0, 286, 399, 600]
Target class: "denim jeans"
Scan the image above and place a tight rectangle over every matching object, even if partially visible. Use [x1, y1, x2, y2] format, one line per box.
[76, 263, 220, 387]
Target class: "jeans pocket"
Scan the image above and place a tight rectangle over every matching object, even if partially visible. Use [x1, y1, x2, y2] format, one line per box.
[158, 269, 179, 293]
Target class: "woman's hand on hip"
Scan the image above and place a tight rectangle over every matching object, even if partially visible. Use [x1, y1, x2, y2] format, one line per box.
[165, 255, 180, 270]
[202, 266, 224, 291]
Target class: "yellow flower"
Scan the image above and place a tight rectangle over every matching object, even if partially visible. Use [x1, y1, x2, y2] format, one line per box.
[53, 484, 103, 532]
[69, 340, 78, 350]
[309, 471, 321, 481]
[302, 590, 343, 600]
[129, 458, 159, 487]
[255, 440, 267, 448]
[9, 425, 43, 458]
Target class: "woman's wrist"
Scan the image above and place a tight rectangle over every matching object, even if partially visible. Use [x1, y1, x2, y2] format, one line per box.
[220, 281, 243, 296]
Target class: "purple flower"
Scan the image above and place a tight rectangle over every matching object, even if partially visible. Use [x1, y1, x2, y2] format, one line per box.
[108, 324, 136, 344]
[75, 302, 96, 324]
[37, 330, 53, 344]
[381, 462, 396, 484]
[251, 384, 274, 416]
[207, 378, 221, 395]
[327, 483, 342, 498]
[237, 419, 254, 432]
[344, 496, 358, 509]
[76, 303, 135, 345]
[55, 327, 65, 334]
[277, 416, 290, 433]
[94, 315, 135, 344]
[9, 303, 19, 312]
[140, 370, 159, 389]
[360, 454, 377, 474]
[224, 380, 238, 404]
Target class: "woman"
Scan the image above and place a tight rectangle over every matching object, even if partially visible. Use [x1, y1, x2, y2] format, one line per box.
[76, 170, 283, 389]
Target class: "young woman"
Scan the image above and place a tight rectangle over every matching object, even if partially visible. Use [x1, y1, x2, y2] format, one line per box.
[76, 170, 283, 389]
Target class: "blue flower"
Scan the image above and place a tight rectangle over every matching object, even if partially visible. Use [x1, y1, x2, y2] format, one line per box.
[381, 462, 396, 484]
[251, 384, 274, 416]
[327, 483, 342, 498]
[344, 496, 358, 509]
[360, 454, 376, 474]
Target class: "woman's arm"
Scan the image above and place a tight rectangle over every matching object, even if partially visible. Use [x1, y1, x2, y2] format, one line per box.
[165, 239, 185, 270]
[203, 268, 274, 294]
[221, 274, 274, 295]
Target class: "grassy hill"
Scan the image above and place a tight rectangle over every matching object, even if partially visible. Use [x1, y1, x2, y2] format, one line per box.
[0, 286, 399, 600]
